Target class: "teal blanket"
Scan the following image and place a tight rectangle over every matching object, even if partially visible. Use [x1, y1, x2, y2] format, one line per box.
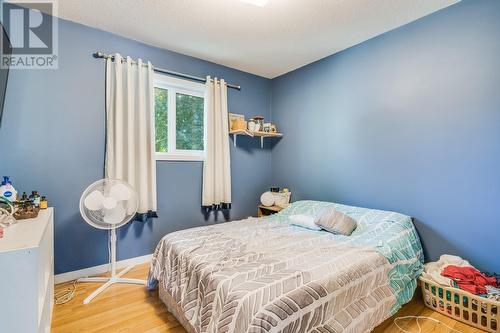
[265, 200, 424, 313]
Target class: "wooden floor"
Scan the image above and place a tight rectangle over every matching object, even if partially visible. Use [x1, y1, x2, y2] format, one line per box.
[52, 263, 484, 333]
[372, 293, 485, 333]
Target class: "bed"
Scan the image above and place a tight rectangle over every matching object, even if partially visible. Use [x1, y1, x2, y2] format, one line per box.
[148, 200, 424, 333]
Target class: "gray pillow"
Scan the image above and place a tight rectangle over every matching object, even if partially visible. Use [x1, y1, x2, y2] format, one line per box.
[315, 208, 357, 235]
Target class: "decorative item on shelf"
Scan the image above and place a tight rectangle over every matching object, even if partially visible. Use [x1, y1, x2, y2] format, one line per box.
[228, 113, 246, 131]
[40, 196, 48, 209]
[274, 191, 291, 208]
[253, 116, 264, 131]
[270, 124, 277, 133]
[260, 188, 291, 208]
[260, 191, 275, 207]
[29, 191, 41, 207]
[13, 191, 40, 220]
[232, 118, 247, 131]
[13, 205, 39, 220]
[247, 119, 257, 132]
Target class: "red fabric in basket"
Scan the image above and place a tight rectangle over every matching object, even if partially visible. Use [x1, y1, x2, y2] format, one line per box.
[442, 265, 497, 295]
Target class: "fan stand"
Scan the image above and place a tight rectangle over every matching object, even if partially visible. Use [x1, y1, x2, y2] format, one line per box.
[77, 228, 146, 304]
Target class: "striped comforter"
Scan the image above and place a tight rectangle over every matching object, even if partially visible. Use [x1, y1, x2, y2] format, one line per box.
[148, 201, 423, 333]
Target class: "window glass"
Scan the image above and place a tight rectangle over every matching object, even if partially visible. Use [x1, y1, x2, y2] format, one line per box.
[154, 87, 168, 153]
[176, 93, 204, 151]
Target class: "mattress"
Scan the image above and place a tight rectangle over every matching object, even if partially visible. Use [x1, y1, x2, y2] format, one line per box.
[148, 200, 424, 333]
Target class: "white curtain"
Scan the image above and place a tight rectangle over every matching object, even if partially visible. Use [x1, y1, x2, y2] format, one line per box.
[105, 54, 157, 214]
[202, 76, 231, 208]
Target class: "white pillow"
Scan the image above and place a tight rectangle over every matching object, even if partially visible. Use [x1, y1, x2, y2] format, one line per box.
[289, 214, 322, 231]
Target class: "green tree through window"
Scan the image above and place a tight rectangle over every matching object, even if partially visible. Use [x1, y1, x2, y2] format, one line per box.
[176, 93, 204, 150]
[154, 87, 168, 152]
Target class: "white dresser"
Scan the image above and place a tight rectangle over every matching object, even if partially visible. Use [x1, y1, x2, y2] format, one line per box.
[0, 208, 54, 333]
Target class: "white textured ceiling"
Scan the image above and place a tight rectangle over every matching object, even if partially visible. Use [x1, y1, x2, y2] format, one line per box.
[55, 0, 459, 78]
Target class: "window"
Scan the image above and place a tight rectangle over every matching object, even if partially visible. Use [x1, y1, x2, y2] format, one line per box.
[154, 74, 206, 161]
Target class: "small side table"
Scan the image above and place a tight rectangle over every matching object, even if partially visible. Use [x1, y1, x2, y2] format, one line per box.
[257, 205, 283, 217]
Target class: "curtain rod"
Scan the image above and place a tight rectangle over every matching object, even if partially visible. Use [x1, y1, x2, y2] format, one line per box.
[93, 51, 241, 91]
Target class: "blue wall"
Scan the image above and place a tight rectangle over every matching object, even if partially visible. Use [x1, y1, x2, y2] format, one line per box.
[2, 0, 499, 275]
[270, 0, 500, 272]
[0, 18, 272, 274]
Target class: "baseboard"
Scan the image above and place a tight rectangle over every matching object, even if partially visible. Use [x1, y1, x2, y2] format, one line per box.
[54, 254, 152, 284]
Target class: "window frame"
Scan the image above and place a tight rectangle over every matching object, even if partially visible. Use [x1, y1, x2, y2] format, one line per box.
[153, 74, 207, 161]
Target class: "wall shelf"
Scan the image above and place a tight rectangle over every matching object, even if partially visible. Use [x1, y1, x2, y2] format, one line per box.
[229, 130, 283, 148]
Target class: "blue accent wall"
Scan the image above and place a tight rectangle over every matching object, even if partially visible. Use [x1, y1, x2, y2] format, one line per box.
[270, 0, 500, 272]
[0, 18, 272, 274]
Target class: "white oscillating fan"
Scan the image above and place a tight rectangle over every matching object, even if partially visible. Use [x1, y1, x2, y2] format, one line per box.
[78, 178, 145, 304]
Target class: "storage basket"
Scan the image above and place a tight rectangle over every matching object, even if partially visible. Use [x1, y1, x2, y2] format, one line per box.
[420, 277, 499, 332]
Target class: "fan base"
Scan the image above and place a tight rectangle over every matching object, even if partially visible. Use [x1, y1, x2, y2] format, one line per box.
[77, 264, 146, 304]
